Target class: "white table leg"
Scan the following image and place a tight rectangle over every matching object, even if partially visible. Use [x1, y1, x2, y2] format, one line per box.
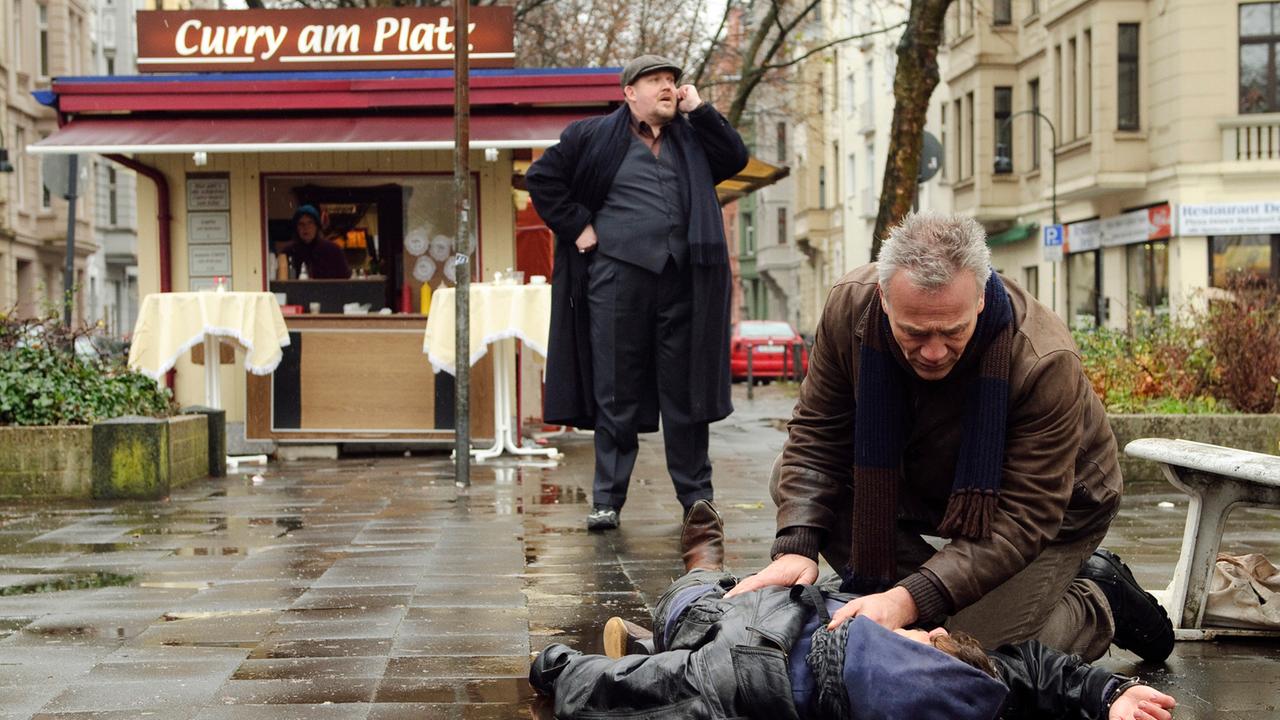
[203, 334, 221, 410]
[470, 341, 506, 461]
[497, 339, 558, 459]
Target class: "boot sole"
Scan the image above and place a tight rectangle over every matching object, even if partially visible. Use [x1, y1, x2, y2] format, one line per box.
[603, 616, 629, 659]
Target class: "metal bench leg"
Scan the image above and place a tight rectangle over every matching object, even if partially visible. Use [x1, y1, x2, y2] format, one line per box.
[1162, 465, 1280, 630]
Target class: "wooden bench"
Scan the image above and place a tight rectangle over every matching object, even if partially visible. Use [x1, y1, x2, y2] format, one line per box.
[1124, 438, 1280, 639]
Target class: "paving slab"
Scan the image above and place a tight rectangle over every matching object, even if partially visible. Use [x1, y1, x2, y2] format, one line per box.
[1, 384, 1278, 717]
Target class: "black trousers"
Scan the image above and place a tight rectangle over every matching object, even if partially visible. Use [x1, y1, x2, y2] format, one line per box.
[587, 252, 713, 511]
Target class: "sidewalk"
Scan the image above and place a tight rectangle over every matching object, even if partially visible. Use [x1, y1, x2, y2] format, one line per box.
[1, 383, 1277, 719]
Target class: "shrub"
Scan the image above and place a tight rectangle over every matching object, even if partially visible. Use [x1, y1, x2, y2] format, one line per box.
[1198, 274, 1280, 413]
[0, 314, 174, 426]
[1073, 275, 1280, 414]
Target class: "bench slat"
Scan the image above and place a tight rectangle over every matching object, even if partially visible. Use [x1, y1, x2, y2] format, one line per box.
[1125, 438, 1280, 488]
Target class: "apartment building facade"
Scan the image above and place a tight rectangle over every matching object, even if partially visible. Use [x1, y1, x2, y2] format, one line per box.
[88, 0, 140, 336]
[943, 0, 1280, 330]
[0, 0, 96, 323]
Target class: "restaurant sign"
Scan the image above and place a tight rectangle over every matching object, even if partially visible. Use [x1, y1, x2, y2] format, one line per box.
[1064, 203, 1172, 253]
[137, 8, 514, 73]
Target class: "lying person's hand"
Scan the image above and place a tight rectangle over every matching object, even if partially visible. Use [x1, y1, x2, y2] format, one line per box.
[1108, 685, 1176, 720]
[724, 554, 818, 597]
[827, 586, 917, 631]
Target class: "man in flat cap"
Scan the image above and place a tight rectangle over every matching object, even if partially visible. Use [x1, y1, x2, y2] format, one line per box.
[527, 55, 748, 566]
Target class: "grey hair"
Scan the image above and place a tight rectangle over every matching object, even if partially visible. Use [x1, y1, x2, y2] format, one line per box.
[876, 211, 992, 296]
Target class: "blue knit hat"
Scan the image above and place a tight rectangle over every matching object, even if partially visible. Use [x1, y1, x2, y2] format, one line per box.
[293, 204, 321, 224]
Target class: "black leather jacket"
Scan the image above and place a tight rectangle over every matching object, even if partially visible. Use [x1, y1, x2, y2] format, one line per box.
[531, 579, 1131, 720]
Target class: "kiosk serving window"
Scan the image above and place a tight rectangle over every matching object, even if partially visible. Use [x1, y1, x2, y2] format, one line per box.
[263, 174, 479, 314]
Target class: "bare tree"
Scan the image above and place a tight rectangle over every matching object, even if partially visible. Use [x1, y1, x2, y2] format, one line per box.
[871, 0, 953, 258]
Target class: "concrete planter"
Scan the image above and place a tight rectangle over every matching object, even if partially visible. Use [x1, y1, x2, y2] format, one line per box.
[1108, 414, 1280, 484]
[0, 414, 209, 500]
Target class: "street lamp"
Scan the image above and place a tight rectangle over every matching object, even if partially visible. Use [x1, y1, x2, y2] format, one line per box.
[995, 109, 1057, 224]
[994, 109, 1060, 314]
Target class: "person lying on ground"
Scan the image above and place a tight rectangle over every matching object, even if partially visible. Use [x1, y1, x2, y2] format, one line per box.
[530, 566, 1176, 720]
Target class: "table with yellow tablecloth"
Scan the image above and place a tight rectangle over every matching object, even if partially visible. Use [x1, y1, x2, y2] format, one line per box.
[423, 283, 557, 460]
[128, 291, 290, 409]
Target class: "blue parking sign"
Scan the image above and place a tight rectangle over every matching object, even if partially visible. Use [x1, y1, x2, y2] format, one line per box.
[1043, 224, 1064, 262]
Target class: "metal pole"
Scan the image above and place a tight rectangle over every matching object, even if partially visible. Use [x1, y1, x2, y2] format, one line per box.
[453, 0, 471, 487]
[745, 345, 754, 400]
[1000, 109, 1059, 313]
[62, 154, 79, 327]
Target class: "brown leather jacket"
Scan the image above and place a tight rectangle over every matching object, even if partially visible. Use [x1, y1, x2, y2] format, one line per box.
[771, 264, 1121, 622]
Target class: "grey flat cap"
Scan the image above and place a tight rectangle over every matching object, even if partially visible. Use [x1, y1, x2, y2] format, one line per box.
[620, 55, 684, 88]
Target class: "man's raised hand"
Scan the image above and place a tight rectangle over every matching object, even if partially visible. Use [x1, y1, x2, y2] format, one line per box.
[676, 85, 703, 113]
[724, 553, 818, 598]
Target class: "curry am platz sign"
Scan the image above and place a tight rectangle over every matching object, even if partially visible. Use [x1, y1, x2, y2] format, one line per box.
[137, 8, 514, 73]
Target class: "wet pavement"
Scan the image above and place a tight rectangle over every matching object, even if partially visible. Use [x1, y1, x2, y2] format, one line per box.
[1, 383, 1278, 719]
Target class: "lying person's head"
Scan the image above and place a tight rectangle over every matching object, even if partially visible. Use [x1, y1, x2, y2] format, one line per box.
[894, 626, 998, 678]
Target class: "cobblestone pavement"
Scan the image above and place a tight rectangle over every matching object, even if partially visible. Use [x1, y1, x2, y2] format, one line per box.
[1, 383, 1278, 719]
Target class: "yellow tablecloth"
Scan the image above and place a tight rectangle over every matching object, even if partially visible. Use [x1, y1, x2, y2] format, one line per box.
[423, 283, 551, 375]
[128, 291, 291, 379]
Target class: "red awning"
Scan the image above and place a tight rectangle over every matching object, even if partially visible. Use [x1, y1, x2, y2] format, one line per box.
[29, 111, 597, 155]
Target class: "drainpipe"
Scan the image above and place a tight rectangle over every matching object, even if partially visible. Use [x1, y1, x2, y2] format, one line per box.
[103, 154, 172, 294]
[105, 153, 174, 390]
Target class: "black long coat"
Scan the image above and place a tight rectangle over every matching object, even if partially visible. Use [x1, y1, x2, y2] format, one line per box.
[526, 103, 749, 430]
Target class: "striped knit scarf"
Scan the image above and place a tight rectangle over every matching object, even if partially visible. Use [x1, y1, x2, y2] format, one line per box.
[849, 273, 1014, 590]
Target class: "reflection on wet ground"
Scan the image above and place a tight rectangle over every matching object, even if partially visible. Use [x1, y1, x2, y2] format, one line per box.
[0, 383, 1277, 718]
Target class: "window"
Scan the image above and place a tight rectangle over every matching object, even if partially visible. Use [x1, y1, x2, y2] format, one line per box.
[818, 165, 827, 210]
[1240, 3, 1280, 112]
[954, 98, 964, 179]
[13, 1, 22, 73]
[966, 91, 975, 179]
[848, 152, 858, 199]
[1118, 24, 1140, 129]
[1029, 0, 1039, 17]
[862, 59, 875, 129]
[940, 104, 948, 180]
[1054, 45, 1064, 139]
[994, 87, 1013, 174]
[106, 55, 115, 76]
[1067, 38, 1078, 139]
[40, 135, 50, 209]
[107, 167, 119, 226]
[1029, 78, 1041, 169]
[1127, 240, 1169, 318]
[15, 128, 26, 209]
[1081, 31, 1092, 135]
[37, 4, 48, 78]
[1067, 250, 1102, 329]
[1023, 266, 1040, 299]
[1210, 234, 1280, 287]
[776, 122, 787, 163]
[777, 207, 788, 245]
[994, 0, 1011, 25]
[833, 140, 840, 201]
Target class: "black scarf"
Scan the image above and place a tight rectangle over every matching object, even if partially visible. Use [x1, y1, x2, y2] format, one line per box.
[849, 273, 1014, 590]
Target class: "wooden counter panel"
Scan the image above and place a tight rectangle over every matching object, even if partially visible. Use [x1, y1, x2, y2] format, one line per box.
[299, 331, 436, 429]
[246, 315, 495, 441]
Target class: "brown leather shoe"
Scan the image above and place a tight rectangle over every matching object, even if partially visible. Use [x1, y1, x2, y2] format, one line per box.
[680, 499, 724, 573]
[603, 616, 654, 658]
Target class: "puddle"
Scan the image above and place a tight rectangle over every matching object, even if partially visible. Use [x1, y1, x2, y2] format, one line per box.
[0, 570, 135, 595]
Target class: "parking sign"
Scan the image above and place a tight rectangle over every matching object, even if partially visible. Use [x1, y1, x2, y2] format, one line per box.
[1043, 224, 1064, 262]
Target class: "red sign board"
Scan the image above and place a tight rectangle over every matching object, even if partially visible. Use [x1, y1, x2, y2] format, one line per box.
[137, 8, 514, 73]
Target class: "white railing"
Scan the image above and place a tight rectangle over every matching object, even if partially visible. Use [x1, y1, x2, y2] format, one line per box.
[1220, 113, 1280, 161]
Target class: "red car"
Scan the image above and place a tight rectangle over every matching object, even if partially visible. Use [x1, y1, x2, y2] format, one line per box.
[730, 320, 809, 381]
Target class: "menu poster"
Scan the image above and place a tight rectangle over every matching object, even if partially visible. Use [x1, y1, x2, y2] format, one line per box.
[187, 176, 230, 211]
[189, 212, 231, 244]
[190, 245, 232, 277]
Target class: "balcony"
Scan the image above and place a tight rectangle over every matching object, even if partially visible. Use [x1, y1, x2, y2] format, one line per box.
[1220, 113, 1280, 161]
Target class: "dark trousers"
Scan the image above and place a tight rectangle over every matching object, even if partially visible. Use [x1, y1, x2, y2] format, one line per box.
[587, 252, 713, 511]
